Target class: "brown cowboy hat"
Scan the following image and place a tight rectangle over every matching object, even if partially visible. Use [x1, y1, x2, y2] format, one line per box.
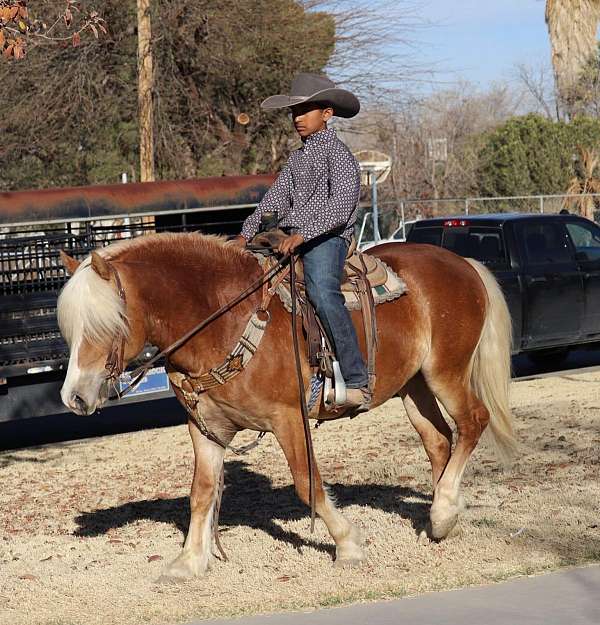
[261, 73, 360, 118]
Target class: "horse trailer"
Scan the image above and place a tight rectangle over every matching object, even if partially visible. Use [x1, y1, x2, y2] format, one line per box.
[0, 175, 274, 422]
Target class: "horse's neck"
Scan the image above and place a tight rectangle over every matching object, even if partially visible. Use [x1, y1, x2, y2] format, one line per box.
[126, 244, 260, 370]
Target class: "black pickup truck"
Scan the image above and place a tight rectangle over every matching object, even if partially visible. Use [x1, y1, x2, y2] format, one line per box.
[406, 213, 600, 359]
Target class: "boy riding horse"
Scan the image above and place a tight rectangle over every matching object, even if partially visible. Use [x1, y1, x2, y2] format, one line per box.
[232, 73, 370, 410]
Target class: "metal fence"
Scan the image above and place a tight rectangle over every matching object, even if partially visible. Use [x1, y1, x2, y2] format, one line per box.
[0, 205, 257, 377]
[358, 192, 600, 243]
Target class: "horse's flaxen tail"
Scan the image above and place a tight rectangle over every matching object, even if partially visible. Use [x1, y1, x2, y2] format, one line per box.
[465, 258, 517, 465]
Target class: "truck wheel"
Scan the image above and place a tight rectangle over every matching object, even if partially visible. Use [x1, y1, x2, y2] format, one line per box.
[526, 347, 570, 369]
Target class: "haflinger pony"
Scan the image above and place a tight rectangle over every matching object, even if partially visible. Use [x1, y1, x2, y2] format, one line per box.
[57, 232, 515, 579]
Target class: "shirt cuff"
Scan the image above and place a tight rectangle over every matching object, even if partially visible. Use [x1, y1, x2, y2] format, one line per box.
[240, 227, 256, 242]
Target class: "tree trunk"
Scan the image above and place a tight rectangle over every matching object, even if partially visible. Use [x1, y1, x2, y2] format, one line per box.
[545, 0, 600, 117]
[137, 0, 155, 182]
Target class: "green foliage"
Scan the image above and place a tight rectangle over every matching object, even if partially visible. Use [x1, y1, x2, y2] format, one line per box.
[0, 0, 335, 190]
[476, 113, 600, 197]
[0, 1, 138, 190]
[152, 0, 336, 178]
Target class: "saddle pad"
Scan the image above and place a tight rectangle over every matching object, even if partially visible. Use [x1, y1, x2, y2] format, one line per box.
[256, 253, 407, 312]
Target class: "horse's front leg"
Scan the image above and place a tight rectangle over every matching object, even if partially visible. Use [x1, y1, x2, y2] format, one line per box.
[273, 417, 364, 567]
[162, 420, 231, 580]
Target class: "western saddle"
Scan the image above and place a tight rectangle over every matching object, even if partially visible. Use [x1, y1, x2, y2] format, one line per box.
[249, 228, 405, 416]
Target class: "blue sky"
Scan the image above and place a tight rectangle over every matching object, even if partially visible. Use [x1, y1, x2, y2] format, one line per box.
[412, 0, 550, 87]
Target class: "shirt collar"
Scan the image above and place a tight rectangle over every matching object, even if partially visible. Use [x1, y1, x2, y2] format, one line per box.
[302, 127, 336, 148]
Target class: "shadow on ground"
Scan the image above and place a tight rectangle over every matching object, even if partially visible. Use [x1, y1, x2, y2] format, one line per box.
[74, 460, 432, 557]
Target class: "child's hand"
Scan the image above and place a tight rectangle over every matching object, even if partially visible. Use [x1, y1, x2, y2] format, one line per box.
[278, 233, 305, 254]
[229, 235, 247, 248]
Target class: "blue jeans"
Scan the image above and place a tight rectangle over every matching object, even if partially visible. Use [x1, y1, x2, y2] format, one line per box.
[302, 235, 368, 389]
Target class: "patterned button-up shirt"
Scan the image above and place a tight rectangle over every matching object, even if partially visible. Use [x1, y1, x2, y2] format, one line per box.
[241, 127, 361, 243]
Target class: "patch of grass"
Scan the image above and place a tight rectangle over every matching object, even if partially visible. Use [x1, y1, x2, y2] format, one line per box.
[490, 563, 556, 583]
[560, 550, 600, 567]
[559, 555, 579, 567]
[471, 518, 497, 528]
[318, 586, 407, 608]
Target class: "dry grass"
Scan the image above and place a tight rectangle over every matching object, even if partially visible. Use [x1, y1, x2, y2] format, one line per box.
[1, 372, 600, 625]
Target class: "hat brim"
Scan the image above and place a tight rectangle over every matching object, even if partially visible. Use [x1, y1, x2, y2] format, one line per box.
[261, 87, 360, 118]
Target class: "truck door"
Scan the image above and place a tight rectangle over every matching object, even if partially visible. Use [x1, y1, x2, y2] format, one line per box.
[518, 219, 584, 347]
[565, 219, 600, 339]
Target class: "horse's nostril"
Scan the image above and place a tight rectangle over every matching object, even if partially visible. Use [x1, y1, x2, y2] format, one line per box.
[71, 392, 87, 412]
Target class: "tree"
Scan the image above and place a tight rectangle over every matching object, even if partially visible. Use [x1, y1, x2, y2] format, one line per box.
[344, 84, 519, 203]
[0, 0, 423, 190]
[0, 0, 106, 59]
[0, 1, 335, 189]
[564, 146, 600, 219]
[545, 0, 600, 118]
[137, 0, 154, 182]
[0, 2, 137, 190]
[475, 113, 600, 197]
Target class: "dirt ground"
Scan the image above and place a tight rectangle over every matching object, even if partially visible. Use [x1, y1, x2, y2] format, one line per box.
[1, 372, 600, 625]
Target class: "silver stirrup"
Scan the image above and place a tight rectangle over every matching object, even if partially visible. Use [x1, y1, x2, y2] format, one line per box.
[323, 359, 347, 407]
[332, 360, 347, 404]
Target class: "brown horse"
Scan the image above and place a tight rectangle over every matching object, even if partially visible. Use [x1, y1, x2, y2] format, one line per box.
[57, 232, 515, 579]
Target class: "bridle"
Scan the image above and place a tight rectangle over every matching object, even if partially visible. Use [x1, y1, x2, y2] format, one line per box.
[100, 248, 290, 398]
[103, 262, 129, 390]
[95, 245, 318, 539]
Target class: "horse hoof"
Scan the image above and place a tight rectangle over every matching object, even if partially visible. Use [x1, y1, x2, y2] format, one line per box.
[430, 515, 458, 539]
[417, 528, 431, 545]
[333, 557, 363, 569]
[161, 551, 209, 580]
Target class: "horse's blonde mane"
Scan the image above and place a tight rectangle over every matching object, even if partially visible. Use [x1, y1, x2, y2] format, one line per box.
[100, 231, 246, 264]
[57, 232, 248, 347]
[57, 255, 129, 347]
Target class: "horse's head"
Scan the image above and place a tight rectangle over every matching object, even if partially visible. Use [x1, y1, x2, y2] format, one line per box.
[57, 250, 145, 415]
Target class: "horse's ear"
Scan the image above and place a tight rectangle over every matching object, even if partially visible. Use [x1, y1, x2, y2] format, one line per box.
[60, 250, 81, 275]
[90, 251, 112, 281]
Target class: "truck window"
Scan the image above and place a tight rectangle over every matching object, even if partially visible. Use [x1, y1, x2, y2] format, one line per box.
[565, 221, 600, 262]
[522, 222, 573, 264]
[409, 227, 442, 246]
[467, 228, 507, 267]
[440, 226, 508, 268]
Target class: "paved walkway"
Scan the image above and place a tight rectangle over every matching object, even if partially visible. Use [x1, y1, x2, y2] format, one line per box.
[195, 564, 600, 625]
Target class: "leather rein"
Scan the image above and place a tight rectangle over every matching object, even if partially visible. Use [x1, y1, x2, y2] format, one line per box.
[99, 245, 319, 537]
[103, 247, 289, 397]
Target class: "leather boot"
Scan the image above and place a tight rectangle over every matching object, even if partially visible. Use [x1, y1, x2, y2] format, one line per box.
[327, 387, 372, 412]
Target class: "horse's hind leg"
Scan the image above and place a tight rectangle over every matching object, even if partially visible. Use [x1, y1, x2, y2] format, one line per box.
[399, 372, 452, 488]
[273, 417, 364, 567]
[162, 420, 232, 580]
[426, 378, 489, 539]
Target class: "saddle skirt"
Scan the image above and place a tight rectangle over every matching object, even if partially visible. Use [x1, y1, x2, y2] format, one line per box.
[251, 233, 407, 312]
